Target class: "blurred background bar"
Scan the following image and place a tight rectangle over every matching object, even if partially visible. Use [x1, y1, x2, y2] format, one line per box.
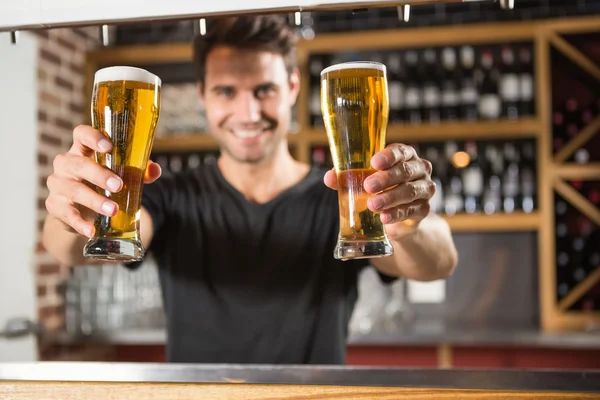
[0, 0, 598, 369]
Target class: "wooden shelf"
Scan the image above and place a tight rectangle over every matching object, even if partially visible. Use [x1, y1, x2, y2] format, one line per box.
[89, 43, 192, 65]
[306, 118, 541, 145]
[443, 212, 541, 232]
[153, 118, 542, 151]
[552, 163, 600, 180]
[298, 19, 537, 53]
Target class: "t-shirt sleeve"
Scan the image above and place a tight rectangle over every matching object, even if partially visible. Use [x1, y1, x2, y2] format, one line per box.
[141, 171, 176, 239]
[124, 171, 176, 270]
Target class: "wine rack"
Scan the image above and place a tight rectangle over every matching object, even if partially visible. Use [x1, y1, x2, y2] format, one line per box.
[84, 15, 600, 332]
[307, 42, 535, 129]
[312, 138, 538, 216]
[544, 24, 600, 331]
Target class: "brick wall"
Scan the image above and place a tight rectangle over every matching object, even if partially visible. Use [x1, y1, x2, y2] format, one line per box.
[34, 27, 102, 358]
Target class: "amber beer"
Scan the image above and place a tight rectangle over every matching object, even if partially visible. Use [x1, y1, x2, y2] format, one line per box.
[321, 61, 393, 260]
[83, 66, 161, 262]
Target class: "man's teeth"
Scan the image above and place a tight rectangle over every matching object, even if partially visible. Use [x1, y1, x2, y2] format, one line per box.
[233, 130, 263, 138]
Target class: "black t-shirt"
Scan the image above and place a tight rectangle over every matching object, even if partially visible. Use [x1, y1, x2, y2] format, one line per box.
[128, 162, 395, 364]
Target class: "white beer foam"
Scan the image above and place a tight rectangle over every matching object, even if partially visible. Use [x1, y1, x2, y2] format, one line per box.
[94, 66, 161, 86]
[321, 61, 386, 75]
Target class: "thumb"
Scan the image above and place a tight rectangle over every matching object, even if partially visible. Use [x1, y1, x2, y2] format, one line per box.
[323, 169, 338, 191]
[144, 161, 162, 184]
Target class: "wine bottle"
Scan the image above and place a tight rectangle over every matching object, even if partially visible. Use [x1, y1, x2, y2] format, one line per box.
[571, 215, 593, 284]
[443, 141, 464, 215]
[441, 46, 460, 122]
[518, 45, 535, 116]
[555, 200, 571, 300]
[404, 50, 422, 124]
[421, 48, 442, 124]
[572, 104, 593, 164]
[203, 152, 218, 165]
[425, 143, 447, 179]
[521, 167, 536, 213]
[502, 142, 520, 213]
[520, 140, 537, 212]
[499, 45, 520, 119]
[552, 111, 567, 153]
[477, 48, 501, 120]
[482, 143, 504, 215]
[154, 154, 170, 172]
[459, 45, 478, 121]
[462, 141, 484, 214]
[387, 52, 405, 125]
[169, 154, 183, 173]
[585, 229, 600, 274]
[187, 153, 201, 170]
[424, 145, 444, 214]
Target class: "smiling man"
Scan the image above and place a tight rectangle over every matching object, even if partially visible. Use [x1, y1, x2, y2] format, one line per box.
[41, 15, 458, 364]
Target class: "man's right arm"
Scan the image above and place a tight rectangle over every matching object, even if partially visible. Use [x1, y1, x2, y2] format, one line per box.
[42, 125, 160, 267]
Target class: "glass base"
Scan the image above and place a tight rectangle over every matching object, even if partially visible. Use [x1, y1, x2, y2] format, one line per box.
[83, 237, 144, 262]
[334, 239, 394, 261]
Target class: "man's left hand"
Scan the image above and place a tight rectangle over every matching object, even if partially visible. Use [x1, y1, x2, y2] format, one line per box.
[324, 143, 436, 235]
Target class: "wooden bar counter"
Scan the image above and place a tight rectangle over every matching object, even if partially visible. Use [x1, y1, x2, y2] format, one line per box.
[1, 362, 599, 399]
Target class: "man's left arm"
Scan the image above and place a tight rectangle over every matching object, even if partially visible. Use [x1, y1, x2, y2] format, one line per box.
[371, 213, 458, 281]
[325, 143, 458, 281]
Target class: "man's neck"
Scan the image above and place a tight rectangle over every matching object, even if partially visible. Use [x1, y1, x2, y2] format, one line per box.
[217, 142, 311, 204]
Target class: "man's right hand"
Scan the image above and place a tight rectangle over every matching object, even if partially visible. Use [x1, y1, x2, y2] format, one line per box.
[45, 125, 162, 238]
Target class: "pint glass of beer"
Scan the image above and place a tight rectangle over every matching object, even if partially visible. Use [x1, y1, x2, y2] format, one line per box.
[321, 61, 393, 260]
[83, 66, 161, 262]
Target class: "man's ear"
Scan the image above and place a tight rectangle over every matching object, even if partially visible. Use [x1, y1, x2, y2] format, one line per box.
[289, 67, 301, 107]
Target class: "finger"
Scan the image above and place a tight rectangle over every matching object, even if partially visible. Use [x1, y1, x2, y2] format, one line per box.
[323, 169, 338, 191]
[47, 175, 119, 217]
[364, 159, 430, 194]
[380, 200, 431, 224]
[53, 154, 123, 193]
[370, 143, 416, 170]
[69, 125, 113, 157]
[45, 195, 95, 237]
[367, 179, 436, 212]
[144, 161, 162, 184]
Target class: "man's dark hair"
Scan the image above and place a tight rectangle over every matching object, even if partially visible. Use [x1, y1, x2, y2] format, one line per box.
[193, 15, 299, 85]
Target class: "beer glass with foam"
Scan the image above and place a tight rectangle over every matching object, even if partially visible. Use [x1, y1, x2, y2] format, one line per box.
[321, 61, 394, 260]
[83, 66, 161, 262]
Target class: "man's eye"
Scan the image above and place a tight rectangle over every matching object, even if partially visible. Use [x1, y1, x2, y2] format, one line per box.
[217, 88, 234, 97]
[256, 86, 275, 98]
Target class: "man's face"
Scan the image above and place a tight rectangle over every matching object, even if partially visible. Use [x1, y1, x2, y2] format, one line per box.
[199, 46, 300, 164]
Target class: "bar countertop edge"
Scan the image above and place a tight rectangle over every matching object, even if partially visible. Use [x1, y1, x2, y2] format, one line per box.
[1, 362, 600, 393]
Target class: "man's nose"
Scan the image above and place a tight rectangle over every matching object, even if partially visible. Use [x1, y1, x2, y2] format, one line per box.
[235, 92, 261, 122]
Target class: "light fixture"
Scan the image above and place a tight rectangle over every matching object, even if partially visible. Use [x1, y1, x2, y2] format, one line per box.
[500, 0, 515, 10]
[397, 5, 411, 23]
